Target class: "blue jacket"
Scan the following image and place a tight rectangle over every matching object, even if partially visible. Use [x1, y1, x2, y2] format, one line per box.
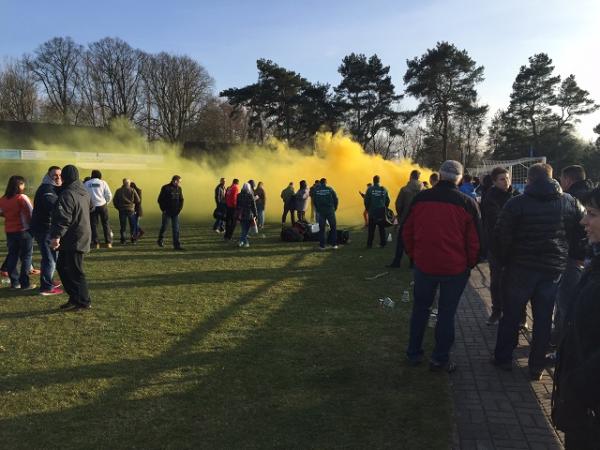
[459, 183, 477, 199]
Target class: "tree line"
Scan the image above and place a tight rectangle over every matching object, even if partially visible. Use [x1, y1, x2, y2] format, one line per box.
[1, 36, 599, 172]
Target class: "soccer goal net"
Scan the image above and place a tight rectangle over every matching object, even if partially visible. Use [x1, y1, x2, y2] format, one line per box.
[467, 157, 547, 193]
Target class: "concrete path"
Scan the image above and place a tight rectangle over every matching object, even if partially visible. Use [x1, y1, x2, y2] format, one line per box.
[450, 264, 563, 450]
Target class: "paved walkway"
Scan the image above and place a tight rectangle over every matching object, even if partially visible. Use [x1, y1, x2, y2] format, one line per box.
[451, 264, 563, 450]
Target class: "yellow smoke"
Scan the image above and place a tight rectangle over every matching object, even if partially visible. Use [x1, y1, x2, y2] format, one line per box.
[10, 122, 430, 225]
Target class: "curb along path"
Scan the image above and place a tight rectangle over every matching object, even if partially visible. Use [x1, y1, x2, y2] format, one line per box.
[451, 264, 563, 450]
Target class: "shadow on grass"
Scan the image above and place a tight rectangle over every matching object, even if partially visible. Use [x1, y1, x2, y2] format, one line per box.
[0, 230, 449, 449]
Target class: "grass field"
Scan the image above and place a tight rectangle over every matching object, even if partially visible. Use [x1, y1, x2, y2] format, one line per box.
[0, 221, 451, 449]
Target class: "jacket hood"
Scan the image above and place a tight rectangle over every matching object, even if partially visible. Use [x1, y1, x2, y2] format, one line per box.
[525, 177, 562, 200]
[41, 174, 58, 187]
[406, 179, 423, 193]
[61, 165, 79, 187]
[68, 179, 88, 196]
[568, 179, 595, 196]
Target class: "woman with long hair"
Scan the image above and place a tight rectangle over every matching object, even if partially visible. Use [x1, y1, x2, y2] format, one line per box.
[552, 187, 600, 448]
[0, 176, 35, 289]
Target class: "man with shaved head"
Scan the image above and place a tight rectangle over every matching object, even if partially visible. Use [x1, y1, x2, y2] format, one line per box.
[113, 178, 141, 245]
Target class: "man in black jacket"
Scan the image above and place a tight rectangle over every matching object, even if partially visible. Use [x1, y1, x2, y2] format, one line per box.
[157, 175, 184, 250]
[554, 165, 595, 339]
[213, 178, 226, 233]
[491, 164, 584, 380]
[480, 167, 519, 325]
[49, 165, 92, 310]
[30, 166, 63, 295]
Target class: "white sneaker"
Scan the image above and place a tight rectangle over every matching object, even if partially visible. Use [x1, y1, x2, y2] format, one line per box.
[238, 242, 244, 247]
[244, 242, 250, 248]
[332, 245, 339, 250]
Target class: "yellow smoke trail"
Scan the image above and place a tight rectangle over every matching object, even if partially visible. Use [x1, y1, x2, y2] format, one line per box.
[10, 122, 430, 225]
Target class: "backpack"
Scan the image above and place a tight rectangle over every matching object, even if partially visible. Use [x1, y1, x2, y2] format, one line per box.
[328, 229, 350, 245]
[293, 220, 309, 235]
[281, 227, 303, 242]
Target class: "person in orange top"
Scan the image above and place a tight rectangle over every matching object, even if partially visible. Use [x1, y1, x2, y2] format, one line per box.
[0, 176, 35, 290]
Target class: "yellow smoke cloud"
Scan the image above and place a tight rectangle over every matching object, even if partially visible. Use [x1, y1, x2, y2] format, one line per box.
[9, 121, 431, 225]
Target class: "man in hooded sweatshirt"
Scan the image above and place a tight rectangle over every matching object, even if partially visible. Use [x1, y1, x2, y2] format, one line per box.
[84, 169, 113, 249]
[30, 166, 64, 295]
[388, 170, 423, 268]
[49, 165, 92, 311]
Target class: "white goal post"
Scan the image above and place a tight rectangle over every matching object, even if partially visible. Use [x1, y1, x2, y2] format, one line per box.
[467, 157, 547, 192]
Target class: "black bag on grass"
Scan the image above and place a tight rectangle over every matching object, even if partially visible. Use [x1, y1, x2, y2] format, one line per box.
[328, 229, 350, 245]
[303, 229, 320, 242]
[281, 227, 303, 242]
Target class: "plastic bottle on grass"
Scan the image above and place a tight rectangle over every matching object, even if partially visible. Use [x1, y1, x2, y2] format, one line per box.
[401, 290, 410, 303]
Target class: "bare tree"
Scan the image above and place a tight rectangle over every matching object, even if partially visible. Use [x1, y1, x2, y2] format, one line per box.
[85, 37, 144, 125]
[0, 59, 38, 121]
[142, 52, 214, 142]
[25, 37, 83, 124]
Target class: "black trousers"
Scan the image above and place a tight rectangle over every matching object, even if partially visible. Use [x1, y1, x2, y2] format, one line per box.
[367, 210, 386, 247]
[282, 205, 295, 225]
[224, 207, 237, 240]
[56, 251, 90, 306]
[90, 204, 112, 244]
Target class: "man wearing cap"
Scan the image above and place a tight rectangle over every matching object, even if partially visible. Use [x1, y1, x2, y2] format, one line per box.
[49, 165, 93, 311]
[403, 160, 481, 372]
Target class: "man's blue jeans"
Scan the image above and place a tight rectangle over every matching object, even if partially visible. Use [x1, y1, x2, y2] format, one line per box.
[317, 211, 337, 248]
[34, 231, 58, 291]
[118, 210, 136, 242]
[407, 267, 470, 364]
[6, 231, 33, 288]
[494, 265, 560, 372]
[158, 213, 180, 248]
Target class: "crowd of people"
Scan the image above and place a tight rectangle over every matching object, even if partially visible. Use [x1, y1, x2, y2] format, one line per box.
[389, 160, 599, 447]
[0, 166, 161, 309]
[1, 159, 599, 445]
[212, 177, 340, 250]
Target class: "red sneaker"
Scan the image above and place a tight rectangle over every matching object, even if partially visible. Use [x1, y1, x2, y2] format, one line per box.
[40, 287, 64, 296]
[29, 268, 41, 275]
[53, 280, 62, 288]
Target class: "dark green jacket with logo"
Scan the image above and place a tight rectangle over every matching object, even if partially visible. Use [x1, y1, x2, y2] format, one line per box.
[313, 184, 338, 215]
[364, 184, 390, 214]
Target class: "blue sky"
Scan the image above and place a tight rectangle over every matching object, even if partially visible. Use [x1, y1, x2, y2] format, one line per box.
[2, 0, 599, 139]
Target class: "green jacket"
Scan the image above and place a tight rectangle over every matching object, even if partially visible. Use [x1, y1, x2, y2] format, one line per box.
[313, 184, 338, 214]
[281, 186, 295, 206]
[364, 184, 390, 213]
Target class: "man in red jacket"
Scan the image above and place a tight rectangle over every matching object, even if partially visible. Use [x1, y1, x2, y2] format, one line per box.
[403, 160, 481, 372]
[223, 179, 240, 241]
